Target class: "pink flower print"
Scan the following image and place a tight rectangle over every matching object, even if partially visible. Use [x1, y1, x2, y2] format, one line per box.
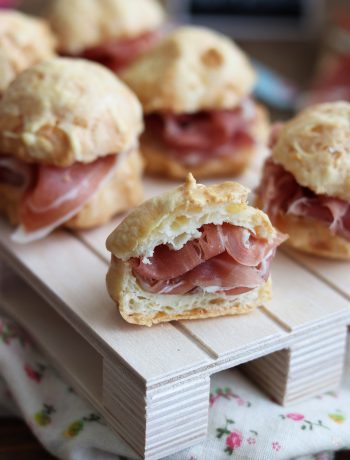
[281, 413, 329, 430]
[24, 364, 42, 382]
[226, 430, 243, 450]
[286, 413, 304, 421]
[247, 437, 256, 445]
[272, 442, 281, 451]
[209, 387, 252, 407]
[24, 363, 46, 383]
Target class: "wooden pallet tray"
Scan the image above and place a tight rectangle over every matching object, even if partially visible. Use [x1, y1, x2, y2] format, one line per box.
[0, 176, 350, 460]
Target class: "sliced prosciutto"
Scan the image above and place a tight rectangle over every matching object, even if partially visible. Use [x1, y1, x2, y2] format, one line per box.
[145, 100, 257, 165]
[184, 252, 271, 295]
[257, 160, 350, 240]
[80, 30, 161, 72]
[19, 155, 117, 233]
[130, 223, 286, 295]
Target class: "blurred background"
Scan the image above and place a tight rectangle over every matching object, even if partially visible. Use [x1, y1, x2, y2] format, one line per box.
[7, 0, 349, 120]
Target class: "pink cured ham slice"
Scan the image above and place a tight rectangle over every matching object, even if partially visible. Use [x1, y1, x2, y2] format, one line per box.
[257, 160, 301, 218]
[131, 224, 284, 280]
[222, 223, 286, 266]
[257, 160, 350, 240]
[163, 110, 251, 150]
[80, 30, 162, 72]
[132, 252, 272, 296]
[131, 223, 286, 295]
[19, 155, 117, 232]
[130, 224, 226, 281]
[185, 252, 269, 290]
[145, 101, 256, 165]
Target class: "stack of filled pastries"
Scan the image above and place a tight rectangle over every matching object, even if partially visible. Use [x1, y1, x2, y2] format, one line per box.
[0, 1, 348, 326]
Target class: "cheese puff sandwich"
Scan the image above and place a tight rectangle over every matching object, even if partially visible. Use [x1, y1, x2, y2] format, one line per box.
[122, 26, 269, 179]
[106, 174, 286, 326]
[256, 101, 350, 259]
[0, 58, 144, 243]
[0, 10, 56, 95]
[47, 0, 165, 72]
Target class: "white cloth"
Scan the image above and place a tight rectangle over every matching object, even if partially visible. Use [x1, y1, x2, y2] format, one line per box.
[0, 311, 348, 460]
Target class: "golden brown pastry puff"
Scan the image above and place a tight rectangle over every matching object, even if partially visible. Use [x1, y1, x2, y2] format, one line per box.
[256, 101, 350, 260]
[46, 0, 165, 72]
[0, 10, 56, 95]
[121, 26, 269, 180]
[106, 174, 286, 326]
[0, 58, 144, 243]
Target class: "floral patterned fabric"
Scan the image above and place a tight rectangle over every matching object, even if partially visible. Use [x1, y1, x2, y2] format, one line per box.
[0, 312, 348, 460]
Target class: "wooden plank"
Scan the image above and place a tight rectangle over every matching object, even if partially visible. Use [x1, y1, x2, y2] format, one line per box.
[178, 308, 285, 359]
[265, 252, 350, 330]
[0, 220, 212, 384]
[244, 323, 348, 405]
[0, 263, 102, 405]
[0, 264, 141, 459]
[284, 248, 350, 302]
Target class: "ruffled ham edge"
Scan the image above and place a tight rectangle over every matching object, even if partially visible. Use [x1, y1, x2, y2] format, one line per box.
[127, 223, 286, 295]
[257, 159, 350, 241]
[0, 152, 124, 243]
[144, 99, 258, 166]
[71, 29, 163, 72]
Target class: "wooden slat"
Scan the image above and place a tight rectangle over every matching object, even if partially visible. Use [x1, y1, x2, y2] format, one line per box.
[265, 252, 350, 330]
[178, 309, 285, 359]
[284, 248, 350, 301]
[0, 264, 102, 405]
[0, 220, 212, 384]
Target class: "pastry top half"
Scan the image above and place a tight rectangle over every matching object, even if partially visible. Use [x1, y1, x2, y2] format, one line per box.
[0, 58, 143, 167]
[47, 0, 165, 54]
[272, 101, 350, 203]
[121, 26, 256, 114]
[0, 11, 56, 93]
[106, 174, 277, 262]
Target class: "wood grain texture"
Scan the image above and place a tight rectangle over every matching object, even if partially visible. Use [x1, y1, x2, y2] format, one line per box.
[284, 247, 350, 300]
[266, 253, 350, 330]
